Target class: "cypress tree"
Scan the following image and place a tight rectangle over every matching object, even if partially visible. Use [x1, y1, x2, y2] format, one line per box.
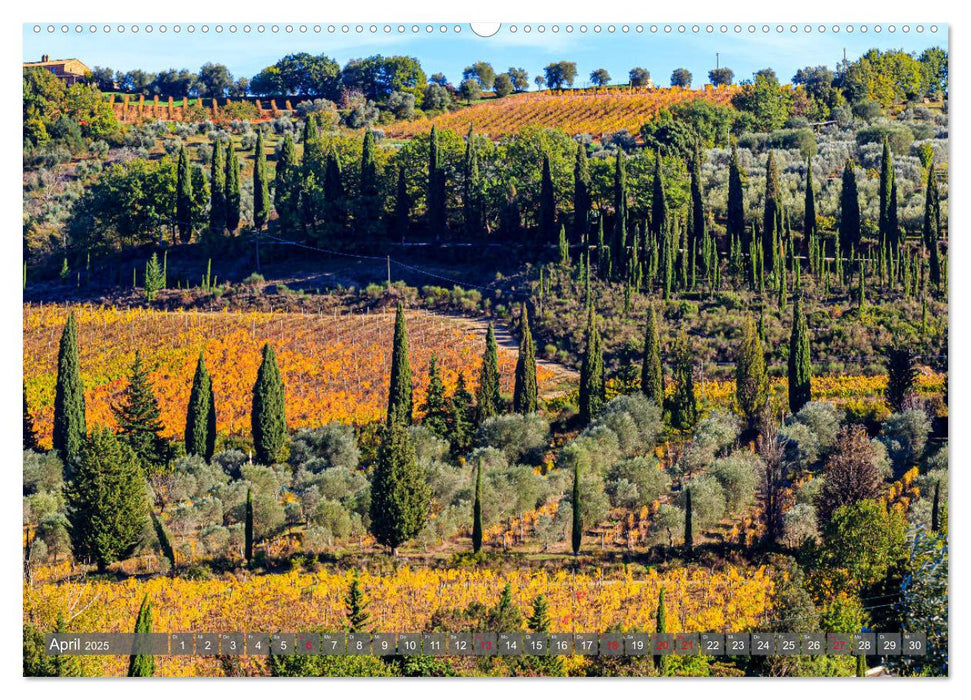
[839, 160, 861, 256]
[322, 146, 346, 237]
[356, 128, 382, 239]
[273, 133, 301, 236]
[787, 297, 813, 414]
[612, 149, 628, 274]
[804, 157, 817, 246]
[427, 126, 446, 238]
[690, 148, 705, 255]
[208, 140, 226, 235]
[113, 350, 170, 476]
[671, 332, 698, 431]
[578, 307, 605, 425]
[931, 480, 941, 533]
[53, 312, 85, 462]
[463, 125, 483, 237]
[224, 143, 241, 233]
[150, 511, 175, 569]
[727, 145, 746, 243]
[571, 456, 582, 556]
[558, 224, 570, 267]
[472, 457, 483, 553]
[176, 146, 193, 243]
[252, 129, 270, 231]
[421, 355, 449, 440]
[185, 351, 216, 460]
[922, 162, 939, 249]
[448, 372, 475, 456]
[244, 487, 254, 562]
[476, 323, 501, 421]
[393, 164, 410, 242]
[762, 150, 780, 269]
[540, 153, 556, 242]
[879, 138, 895, 246]
[684, 488, 693, 552]
[66, 428, 148, 572]
[368, 419, 430, 555]
[736, 316, 769, 429]
[573, 142, 591, 243]
[127, 595, 155, 677]
[513, 304, 538, 414]
[345, 577, 372, 633]
[641, 306, 664, 408]
[23, 390, 38, 451]
[650, 153, 667, 238]
[856, 653, 867, 678]
[251, 343, 287, 464]
[655, 587, 668, 673]
[387, 304, 413, 426]
[884, 344, 918, 412]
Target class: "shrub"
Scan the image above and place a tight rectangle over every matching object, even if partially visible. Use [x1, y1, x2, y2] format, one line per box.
[878, 409, 931, 477]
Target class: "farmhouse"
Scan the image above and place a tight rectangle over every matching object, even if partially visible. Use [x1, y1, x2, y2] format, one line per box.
[23, 55, 90, 85]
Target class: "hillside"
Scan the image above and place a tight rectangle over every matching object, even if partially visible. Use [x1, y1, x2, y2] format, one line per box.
[385, 85, 739, 139]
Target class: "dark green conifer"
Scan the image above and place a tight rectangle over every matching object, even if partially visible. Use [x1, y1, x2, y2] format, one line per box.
[244, 487, 254, 562]
[393, 164, 410, 242]
[573, 142, 591, 243]
[839, 160, 861, 256]
[113, 350, 170, 476]
[387, 304, 414, 426]
[684, 488, 693, 552]
[273, 133, 301, 235]
[671, 332, 698, 431]
[612, 149, 628, 274]
[513, 305, 538, 414]
[463, 126, 483, 238]
[251, 343, 287, 464]
[650, 153, 667, 238]
[150, 511, 175, 569]
[253, 129, 270, 230]
[736, 316, 769, 429]
[53, 312, 85, 462]
[427, 126, 446, 238]
[641, 306, 664, 408]
[472, 456, 484, 553]
[571, 457, 582, 555]
[448, 372, 475, 456]
[23, 390, 38, 451]
[476, 324, 501, 421]
[540, 153, 556, 242]
[578, 307, 605, 425]
[804, 157, 817, 246]
[345, 576, 372, 633]
[209, 140, 226, 235]
[127, 595, 155, 677]
[879, 138, 895, 246]
[727, 145, 746, 243]
[185, 351, 216, 460]
[884, 344, 918, 412]
[421, 356, 449, 440]
[762, 150, 781, 268]
[224, 143, 241, 232]
[368, 419, 430, 555]
[176, 146, 193, 243]
[787, 297, 813, 414]
[527, 594, 551, 632]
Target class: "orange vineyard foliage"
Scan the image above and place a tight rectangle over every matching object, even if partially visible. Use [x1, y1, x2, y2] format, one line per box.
[24, 565, 773, 676]
[23, 304, 554, 447]
[386, 86, 740, 140]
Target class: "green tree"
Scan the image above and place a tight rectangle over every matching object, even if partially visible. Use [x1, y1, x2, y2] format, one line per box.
[127, 595, 155, 677]
[571, 456, 582, 555]
[448, 372, 475, 456]
[387, 304, 414, 426]
[208, 140, 226, 235]
[820, 499, 907, 592]
[787, 297, 813, 414]
[885, 344, 918, 412]
[66, 428, 148, 572]
[253, 129, 270, 231]
[612, 149, 628, 275]
[251, 343, 287, 464]
[573, 142, 591, 244]
[878, 139, 896, 246]
[684, 488, 693, 552]
[513, 305, 538, 414]
[735, 316, 769, 428]
[421, 356, 449, 440]
[804, 157, 817, 242]
[273, 133, 301, 236]
[671, 332, 698, 431]
[655, 587, 668, 673]
[839, 160, 861, 256]
[641, 306, 664, 408]
[727, 145, 746, 241]
[650, 154, 667, 238]
[539, 153, 556, 242]
[112, 350, 170, 476]
[356, 128, 382, 240]
[462, 126, 484, 238]
[144, 252, 164, 302]
[369, 420, 430, 555]
[53, 312, 86, 462]
[244, 487, 254, 562]
[427, 126, 447, 238]
[476, 324, 502, 422]
[23, 390, 39, 451]
[472, 457, 484, 553]
[345, 576, 372, 633]
[185, 351, 216, 460]
[150, 511, 175, 568]
[176, 146, 192, 243]
[578, 308, 605, 425]
[224, 143, 241, 232]
[762, 150, 781, 268]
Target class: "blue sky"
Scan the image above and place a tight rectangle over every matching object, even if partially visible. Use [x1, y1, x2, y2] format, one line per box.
[23, 23, 947, 89]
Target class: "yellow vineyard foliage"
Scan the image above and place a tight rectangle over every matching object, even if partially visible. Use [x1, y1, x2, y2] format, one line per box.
[23, 304, 554, 448]
[24, 565, 773, 676]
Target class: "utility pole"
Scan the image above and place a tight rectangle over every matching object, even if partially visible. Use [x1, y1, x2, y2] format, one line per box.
[716, 52, 720, 69]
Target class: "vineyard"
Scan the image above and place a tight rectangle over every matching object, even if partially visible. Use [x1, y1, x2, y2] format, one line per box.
[23, 304, 559, 447]
[24, 565, 774, 676]
[385, 86, 740, 140]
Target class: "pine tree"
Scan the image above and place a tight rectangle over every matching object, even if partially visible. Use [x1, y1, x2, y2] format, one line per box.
[345, 576, 372, 633]
[369, 419, 430, 555]
[127, 595, 155, 677]
[641, 306, 664, 408]
[143, 253, 163, 302]
[176, 146, 193, 243]
[421, 356, 449, 440]
[573, 142, 591, 244]
[387, 304, 414, 426]
[251, 343, 287, 464]
[273, 133, 301, 236]
[527, 594, 551, 632]
[23, 390, 39, 451]
[253, 129, 270, 231]
[762, 150, 781, 269]
[540, 153, 556, 242]
[427, 126, 446, 238]
[185, 351, 216, 460]
[578, 307, 605, 424]
[684, 488, 693, 552]
[472, 456, 484, 553]
[571, 456, 582, 555]
[884, 344, 918, 412]
[53, 312, 85, 462]
[736, 316, 769, 428]
[727, 145, 746, 243]
[513, 304, 538, 414]
[804, 157, 817, 246]
[66, 428, 148, 572]
[208, 140, 226, 235]
[224, 143, 241, 233]
[488, 583, 525, 631]
[476, 323, 501, 421]
[448, 372, 475, 456]
[112, 350, 170, 476]
[839, 160, 861, 256]
[671, 332, 698, 431]
[787, 297, 813, 414]
[244, 487, 254, 563]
